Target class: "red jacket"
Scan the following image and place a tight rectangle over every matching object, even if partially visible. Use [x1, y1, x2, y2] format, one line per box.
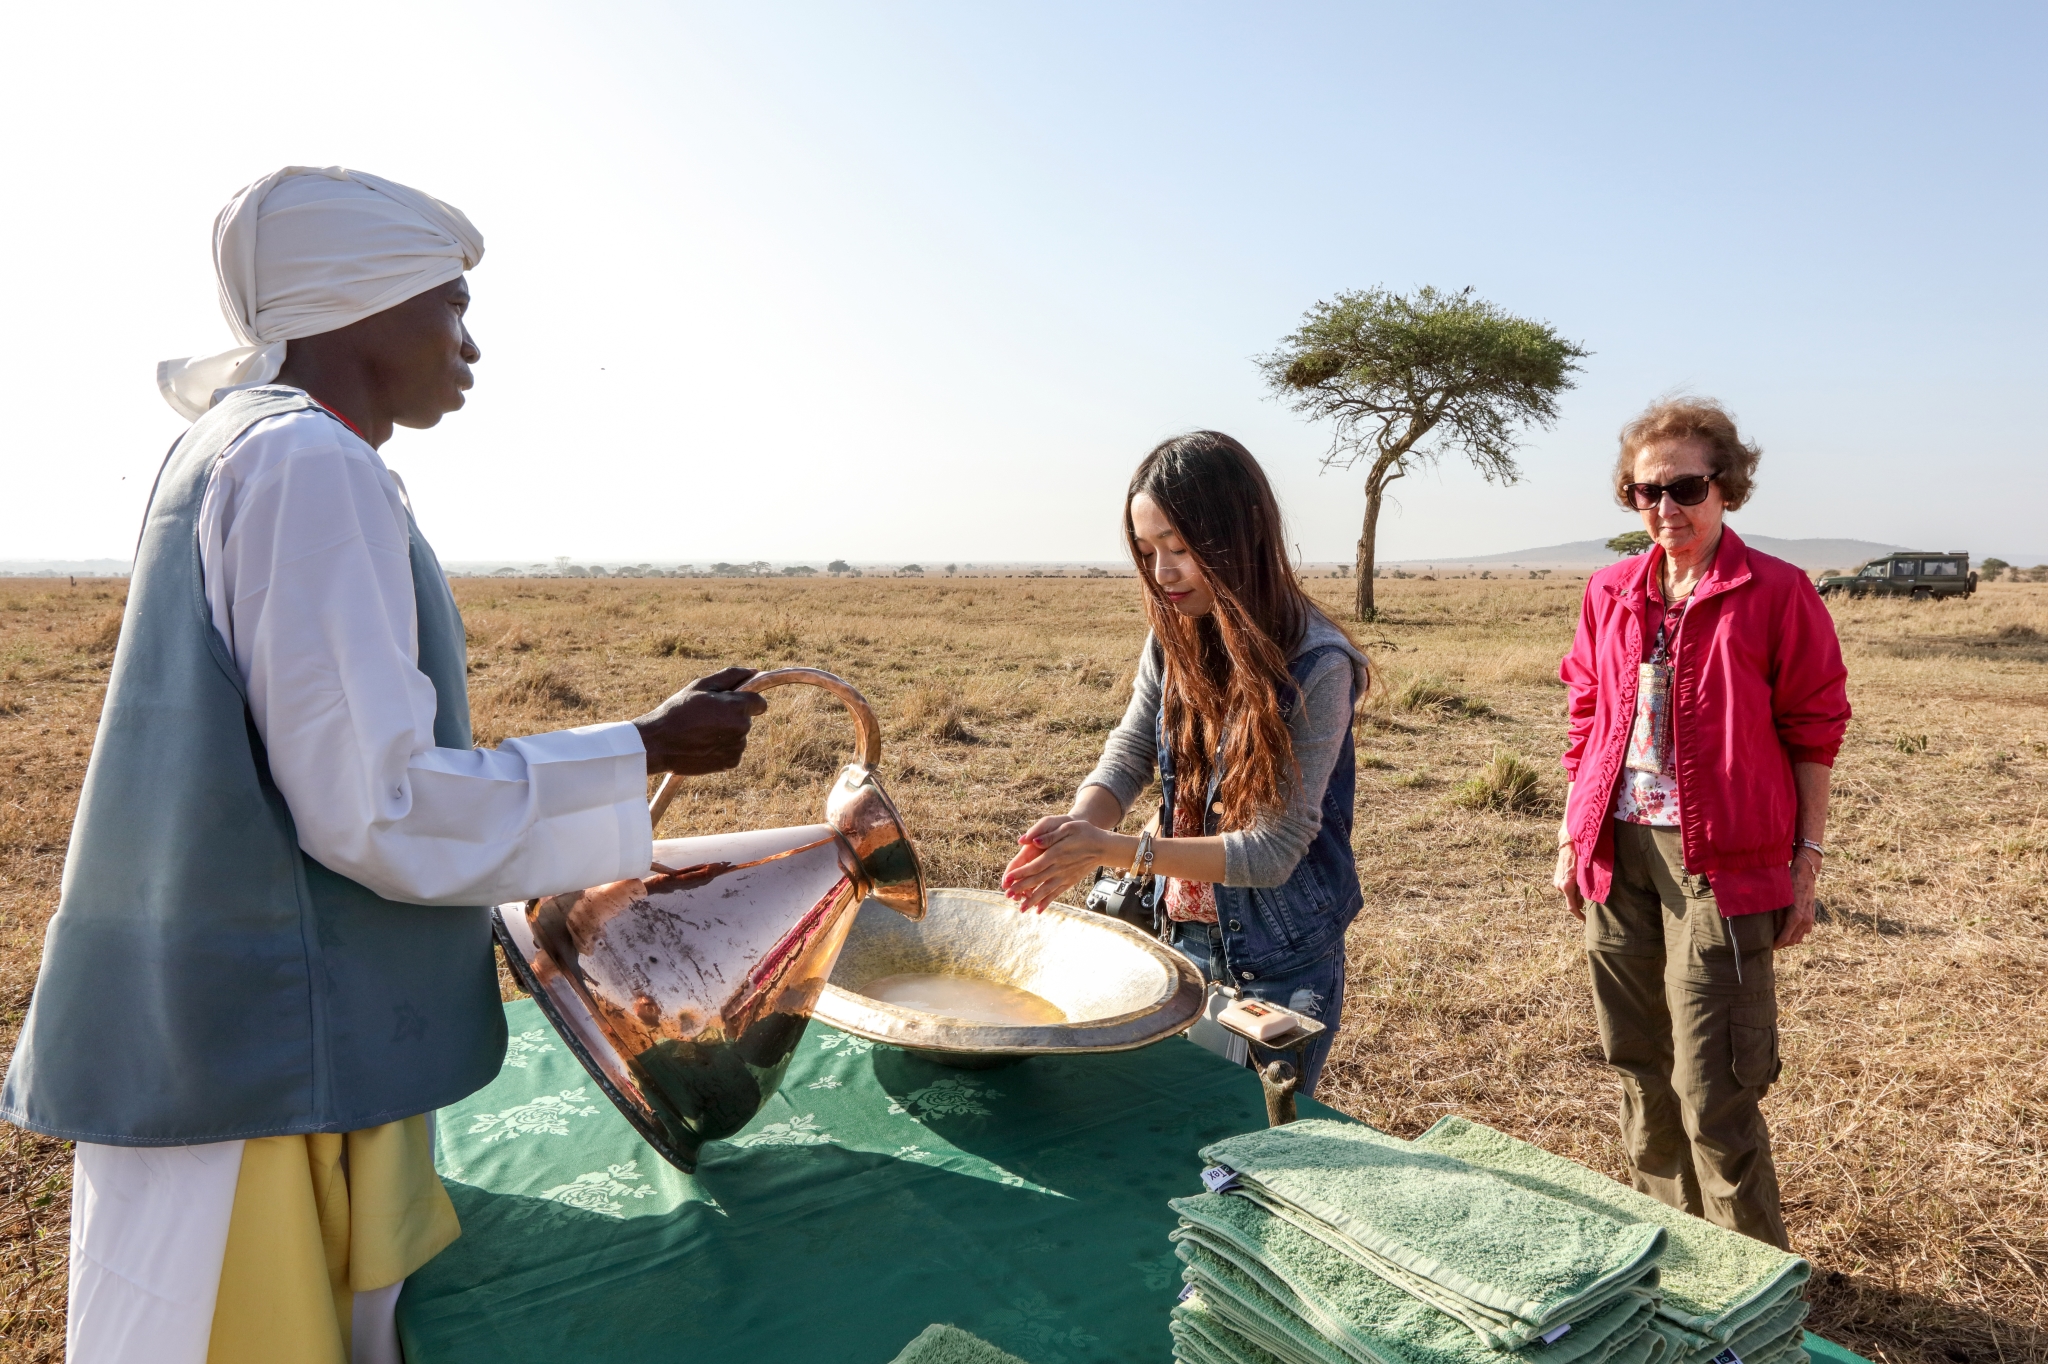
[1559, 528, 1850, 916]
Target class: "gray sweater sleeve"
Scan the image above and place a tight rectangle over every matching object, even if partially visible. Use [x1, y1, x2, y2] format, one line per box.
[1077, 639, 1356, 890]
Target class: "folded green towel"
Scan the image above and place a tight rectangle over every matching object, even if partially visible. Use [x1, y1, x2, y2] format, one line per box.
[1647, 1296, 1810, 1364]
[1182, 1243, 1661, 1364]
[1410, 1117, 1810, 1345]
[1172, 1193, 1661, 1364]
[1231, 1183, 1658, 1352]
[1172, 1319, 1252, 1364]
[1201, 1120, 1664, 1350]
[1180, 1260, 1358, 1364]
[1172, 1319, 1256, 1364]
[1173, 1293, 1291, 1364]
[887, 1323, 1034, 1364]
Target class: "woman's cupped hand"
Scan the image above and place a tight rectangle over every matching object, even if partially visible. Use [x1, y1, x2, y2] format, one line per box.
[1002, 815, 1115, 913]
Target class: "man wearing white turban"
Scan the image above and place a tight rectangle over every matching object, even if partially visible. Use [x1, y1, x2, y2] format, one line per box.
[157, 166, 487, 422]
[3, 167, 767, 1363]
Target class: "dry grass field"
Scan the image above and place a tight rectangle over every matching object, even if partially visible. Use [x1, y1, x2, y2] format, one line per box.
[1, 571, 2043, 1362]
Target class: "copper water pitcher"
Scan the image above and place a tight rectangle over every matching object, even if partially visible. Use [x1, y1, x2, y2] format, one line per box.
[494, 668, 926, 1171]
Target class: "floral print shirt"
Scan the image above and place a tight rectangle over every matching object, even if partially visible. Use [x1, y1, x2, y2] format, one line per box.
[1613, 596, 1687, 828]
[1164, 792, 1219, 923]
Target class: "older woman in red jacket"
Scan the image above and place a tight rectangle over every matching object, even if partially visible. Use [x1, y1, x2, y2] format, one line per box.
[1554, 398, 1849, 1249]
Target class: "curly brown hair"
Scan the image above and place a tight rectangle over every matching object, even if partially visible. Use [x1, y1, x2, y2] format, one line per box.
[1614, 397, 1761, 511]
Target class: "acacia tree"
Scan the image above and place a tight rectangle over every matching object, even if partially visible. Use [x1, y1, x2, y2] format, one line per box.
[1607, 531, 1652, 556]
[1260, 286, 1587, 619]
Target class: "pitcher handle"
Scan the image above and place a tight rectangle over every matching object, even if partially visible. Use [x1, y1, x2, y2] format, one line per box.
[647, 667, 882, 830]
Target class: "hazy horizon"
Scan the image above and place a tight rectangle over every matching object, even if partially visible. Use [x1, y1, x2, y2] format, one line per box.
[12, 533, 2046, 577]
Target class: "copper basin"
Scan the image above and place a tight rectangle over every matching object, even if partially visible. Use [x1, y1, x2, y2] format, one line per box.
[812, 887, 1206, 1065]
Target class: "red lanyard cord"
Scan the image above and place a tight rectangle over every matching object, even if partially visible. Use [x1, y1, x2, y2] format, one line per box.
[310, 399, 368, 443]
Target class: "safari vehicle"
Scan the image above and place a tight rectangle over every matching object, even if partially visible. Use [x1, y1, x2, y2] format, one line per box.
[1818, 552, 1975, 600]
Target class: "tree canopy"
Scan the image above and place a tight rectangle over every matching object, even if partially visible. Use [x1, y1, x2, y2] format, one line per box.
[1607, 531, 1652, 556]
[1261, 285, 1587, 618]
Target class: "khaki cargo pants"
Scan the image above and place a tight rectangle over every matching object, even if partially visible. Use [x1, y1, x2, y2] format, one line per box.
[1586, 821, 1790, 1249]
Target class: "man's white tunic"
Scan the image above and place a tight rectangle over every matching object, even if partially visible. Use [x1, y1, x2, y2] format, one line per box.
[73, 401, 654, 1364]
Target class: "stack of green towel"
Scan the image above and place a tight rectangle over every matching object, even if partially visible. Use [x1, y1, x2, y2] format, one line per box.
[1169, 1118, 1811, 1364]
[886, 1323, 1034, 1364]
[1411, 1118, 1811, 1364]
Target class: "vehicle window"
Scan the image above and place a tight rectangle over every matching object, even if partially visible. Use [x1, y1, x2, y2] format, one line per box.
[1924, 560, 1960, 576]
[1859, 563, 1887, 578]
[1891, 560, 1918, 576]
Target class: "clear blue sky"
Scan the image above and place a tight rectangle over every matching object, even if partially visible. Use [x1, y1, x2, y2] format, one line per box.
[4, 2, 2042, 564]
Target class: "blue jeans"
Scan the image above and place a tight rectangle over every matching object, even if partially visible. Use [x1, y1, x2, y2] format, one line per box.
[1169, 921, 1345, 1096]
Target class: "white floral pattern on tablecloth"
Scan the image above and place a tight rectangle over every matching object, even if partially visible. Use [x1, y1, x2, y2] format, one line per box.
[467, 1088, 601, 1143]
[987, 1289, 1101, 1364]
[500, 1028, 557, 1069]
[1135, 1249, 1182, 1291]
[886, 1075, 997, 1119]
[729, 1113, 834, 1147]
[537, 1160, 659, 1218]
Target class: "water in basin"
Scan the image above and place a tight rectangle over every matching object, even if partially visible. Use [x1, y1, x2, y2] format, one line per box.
[861, 971, 1066, 1026]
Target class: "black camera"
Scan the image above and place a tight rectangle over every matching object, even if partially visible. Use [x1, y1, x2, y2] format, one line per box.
[1084, 867, 1159, 935]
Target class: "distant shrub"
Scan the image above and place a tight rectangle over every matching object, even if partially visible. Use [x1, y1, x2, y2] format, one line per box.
[1393, 675, 1492, 718]
[501, 664, 588, 712]
[901, 683, 977, 743]
[757, 616, 803, 655]
[647, 633, 708, 659]
[1893, 732, 1930, 754]
[1043, 712, 1117, 734]
[76, 610, 122, 655]
[1447, 749, 1547, 813]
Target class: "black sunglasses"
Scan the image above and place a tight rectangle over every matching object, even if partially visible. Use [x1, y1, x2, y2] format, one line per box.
[1623, 474, 1714, 510]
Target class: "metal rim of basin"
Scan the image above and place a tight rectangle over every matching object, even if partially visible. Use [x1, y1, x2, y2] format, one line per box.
[812, 886, 1207, 1057]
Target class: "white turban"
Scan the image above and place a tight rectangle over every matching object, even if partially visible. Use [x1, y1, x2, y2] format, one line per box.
[157, 166, 484, 421]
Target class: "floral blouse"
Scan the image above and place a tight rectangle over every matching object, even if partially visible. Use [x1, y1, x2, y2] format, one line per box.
[1612, 597, 1687, 828]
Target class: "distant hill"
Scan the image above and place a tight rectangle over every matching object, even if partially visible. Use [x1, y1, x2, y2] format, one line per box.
[1386, 536, 1907, 571]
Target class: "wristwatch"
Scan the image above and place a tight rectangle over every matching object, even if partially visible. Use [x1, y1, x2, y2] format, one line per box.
[1129, 828, 1156, 879]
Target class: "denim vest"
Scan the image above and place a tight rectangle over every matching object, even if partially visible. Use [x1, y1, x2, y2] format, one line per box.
[0, 387, 506, 1145]
[1156, 644, 1362, 980]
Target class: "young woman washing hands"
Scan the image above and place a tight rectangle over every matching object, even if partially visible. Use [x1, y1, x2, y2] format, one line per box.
[1001, 432, 1368, 1093]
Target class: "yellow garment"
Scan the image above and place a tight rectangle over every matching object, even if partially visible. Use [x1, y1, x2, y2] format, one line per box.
[206, 1115, 460, 1364]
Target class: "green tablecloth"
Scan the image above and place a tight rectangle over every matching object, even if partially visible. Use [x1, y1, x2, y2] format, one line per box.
[401, 998, 1322, 1363]
[401, 1001, 1871, 1364]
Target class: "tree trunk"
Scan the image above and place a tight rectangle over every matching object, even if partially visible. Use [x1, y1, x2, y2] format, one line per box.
[1354, 483, 1383, 621]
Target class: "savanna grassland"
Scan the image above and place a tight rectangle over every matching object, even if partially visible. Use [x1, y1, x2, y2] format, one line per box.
[1, 572, 2044, 1363]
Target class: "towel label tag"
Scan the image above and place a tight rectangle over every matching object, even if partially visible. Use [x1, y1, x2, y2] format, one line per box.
[1540, 1323, 1574, 1345]
[1200, 1164, 1241, 1193]
[1177, 1283, 1198, 1303]
[1708, 1351, 1745, 1364]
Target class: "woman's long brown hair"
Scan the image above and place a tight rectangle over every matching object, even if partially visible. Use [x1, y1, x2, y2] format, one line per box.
[1126, 431, 1340, 829]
